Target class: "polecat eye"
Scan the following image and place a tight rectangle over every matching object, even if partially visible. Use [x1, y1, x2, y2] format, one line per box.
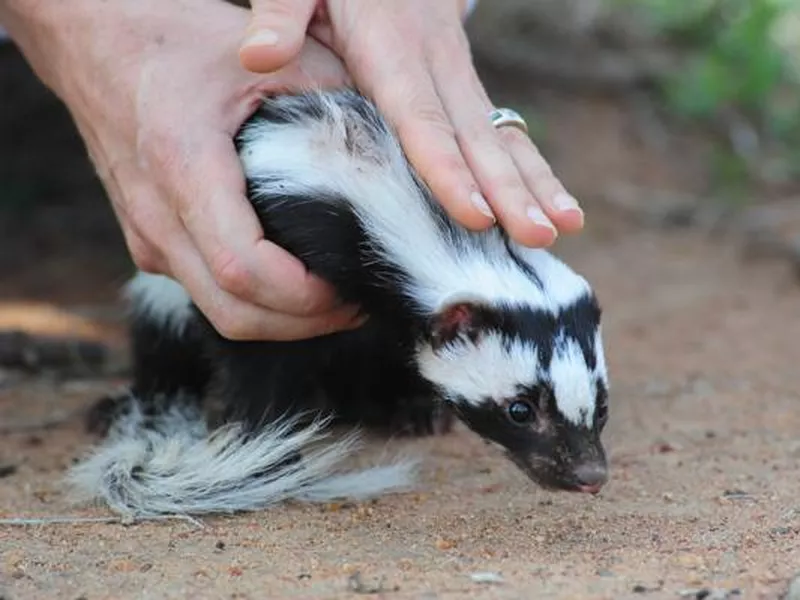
[507, 400, 535, 425]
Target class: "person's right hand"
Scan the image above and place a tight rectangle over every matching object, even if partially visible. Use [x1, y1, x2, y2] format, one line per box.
[239, 0, 586, 251]
[1, 0, 364, 341]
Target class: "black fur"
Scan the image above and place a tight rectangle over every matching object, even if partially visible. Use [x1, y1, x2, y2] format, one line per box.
[494, 294, 601, 370]
[190, 190, 452, 436]
[87, 313, 211, 437]
[87, 88, 606, 500]
[88, 191, 452, 442]
[425, 294, 601, 372]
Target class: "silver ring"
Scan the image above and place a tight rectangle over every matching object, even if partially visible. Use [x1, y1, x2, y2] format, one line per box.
[489, 107, 528, 135]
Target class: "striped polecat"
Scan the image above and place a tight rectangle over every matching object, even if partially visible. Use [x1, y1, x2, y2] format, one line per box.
[69, 89, 610, 517]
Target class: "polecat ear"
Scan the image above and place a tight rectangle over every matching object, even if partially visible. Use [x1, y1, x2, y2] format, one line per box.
[428, 301, 493, 351]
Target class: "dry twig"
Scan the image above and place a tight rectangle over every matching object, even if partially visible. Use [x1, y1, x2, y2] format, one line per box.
[0, 513, 205, 528]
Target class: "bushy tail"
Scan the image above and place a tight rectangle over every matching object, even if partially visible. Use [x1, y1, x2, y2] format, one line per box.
[67, 393, 418, 517]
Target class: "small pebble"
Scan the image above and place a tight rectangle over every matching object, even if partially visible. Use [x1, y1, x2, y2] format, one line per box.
[479, 483, 503, 494]
[435, 537, 456, 551]
[770, 526, 792, 535]
[347, 571, 397, 594]
[678, 588, 741, 600]
[786, 572, 800, 600]
[632, 581, 663, 594]
[654, 442, 677, 454]
[470, 572, 504, 585]
[721, 489, 754, 501]
[215, 540, 226, 551]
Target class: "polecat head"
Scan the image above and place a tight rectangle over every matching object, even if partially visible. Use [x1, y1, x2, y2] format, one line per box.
[416, 290, 609, 494]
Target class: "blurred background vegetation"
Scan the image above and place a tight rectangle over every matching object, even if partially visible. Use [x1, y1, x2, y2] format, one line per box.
[623, 0, 800, 190]
[467, 0, 800, 199]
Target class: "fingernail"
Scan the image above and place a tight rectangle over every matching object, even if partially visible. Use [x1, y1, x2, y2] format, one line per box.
[527, 205, 557, 233]
[552, 192, 582, 214]
[470, 191, 495, 220]
[350, 312, 370, 329]
[242, 30, 280, 48]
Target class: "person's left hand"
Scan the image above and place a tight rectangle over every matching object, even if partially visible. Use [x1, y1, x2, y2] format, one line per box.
[1, 0, 366, 342]
[238, 0, 585, 250]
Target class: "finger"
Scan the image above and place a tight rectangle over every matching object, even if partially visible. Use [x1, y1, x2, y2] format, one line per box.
[225, 39, 351, 131]
[91, 149, 171, 273]
[266, 36, 351, 93]
[109, 175, 364, 341]
[118, 218, 168, 274]
[140, 195, 366, 341]
[344, 35, 496, 233]
[166, 224, 366, 341]
[150, 128, 342, 318]
[425, 26, 558, 247]
[497, 126, 585, 235]
[239, 0, 318, 73]
[109, 195, 168, 275]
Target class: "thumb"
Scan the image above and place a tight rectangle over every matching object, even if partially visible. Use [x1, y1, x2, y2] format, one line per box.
[239, 0, 318, 73]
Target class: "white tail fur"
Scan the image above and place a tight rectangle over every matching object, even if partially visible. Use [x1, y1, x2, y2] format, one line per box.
[67, 395, 419, 517]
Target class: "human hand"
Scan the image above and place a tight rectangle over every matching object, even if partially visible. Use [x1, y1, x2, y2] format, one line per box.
[2, 0, 364, 341]
[238, 0, 585, 249]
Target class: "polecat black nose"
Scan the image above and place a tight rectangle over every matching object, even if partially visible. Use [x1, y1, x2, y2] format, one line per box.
[573, 462, 608, 489]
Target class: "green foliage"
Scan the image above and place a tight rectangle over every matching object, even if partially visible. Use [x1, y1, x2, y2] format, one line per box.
[619, 0, 800, 191]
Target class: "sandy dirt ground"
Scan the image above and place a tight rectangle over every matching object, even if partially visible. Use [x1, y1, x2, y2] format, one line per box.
[2, 214, 800, 600]
[1, 30, 800, 600]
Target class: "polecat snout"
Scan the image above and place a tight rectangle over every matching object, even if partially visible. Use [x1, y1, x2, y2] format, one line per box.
[69, 88, 610, 517]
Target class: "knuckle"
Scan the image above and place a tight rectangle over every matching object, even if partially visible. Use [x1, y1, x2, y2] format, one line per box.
[285, 275, 337, 316]
[443, 160, 476, 189]
[413, 103, 456, 137]
[209, 250, 253, 298]
[391, 106, 475, 192]
[139, 127, 191, 189]
[486, 171, 527, 198]
[292, 290, 327, 316]
[422, 150, 473, 192]
[139, 127, 179, 170]
[392, 86, 454, 138]
[520, 155, 556, 186]
[126, 236, 162, 274]
[131, 248, 162, 274]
